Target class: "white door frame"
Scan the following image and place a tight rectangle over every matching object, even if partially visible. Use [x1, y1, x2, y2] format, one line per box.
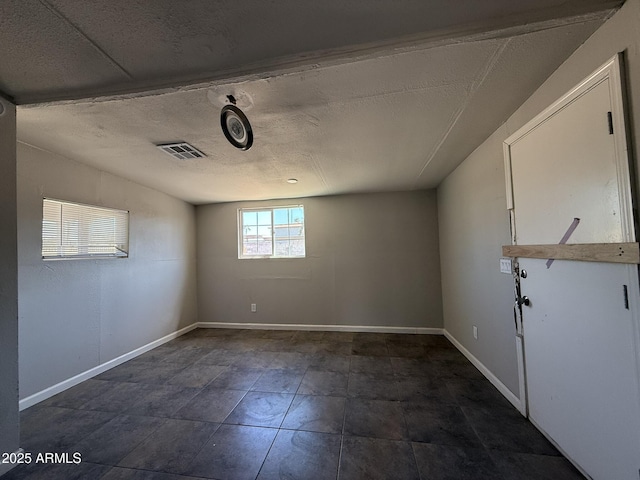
[502, 54, 640, 418]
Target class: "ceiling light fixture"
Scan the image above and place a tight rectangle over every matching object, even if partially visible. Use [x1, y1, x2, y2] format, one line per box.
[287, 178, 299, 184]
[220, 103, 253, 151]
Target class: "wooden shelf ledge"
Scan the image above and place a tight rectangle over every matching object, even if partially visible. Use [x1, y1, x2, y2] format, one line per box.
[502, 242, 640, 264]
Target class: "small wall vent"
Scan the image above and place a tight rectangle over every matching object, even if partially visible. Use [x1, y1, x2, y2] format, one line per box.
[156, 142, 206, 160]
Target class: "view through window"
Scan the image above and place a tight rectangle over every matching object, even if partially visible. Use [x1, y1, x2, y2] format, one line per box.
[239, 205, 305, 258]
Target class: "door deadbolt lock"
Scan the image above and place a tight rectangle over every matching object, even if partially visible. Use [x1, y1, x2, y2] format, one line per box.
[520, 270, 527, 278]
[517, 296, 530, 307]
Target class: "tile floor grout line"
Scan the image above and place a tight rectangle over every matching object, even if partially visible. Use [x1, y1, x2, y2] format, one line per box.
[253, 426, 285, 479]
[335, 373, 351, 480]
[106, 414, 170, 468]
[456, 388, 491, 453]
[409, 441, 425, 480]
[274, 364, 309, 431]
[218, 388, 250, 426]
[336, 430, 346, 480]
[177, 421, 222, 479]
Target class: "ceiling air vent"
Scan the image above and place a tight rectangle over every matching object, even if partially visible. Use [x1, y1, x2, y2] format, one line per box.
[156, 142, 206, 160]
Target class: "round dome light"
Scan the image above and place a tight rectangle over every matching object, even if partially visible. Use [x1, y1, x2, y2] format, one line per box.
[220, 105, 253, 150]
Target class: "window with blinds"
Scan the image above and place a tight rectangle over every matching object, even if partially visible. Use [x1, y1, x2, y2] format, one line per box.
[42, 198, 129, 259]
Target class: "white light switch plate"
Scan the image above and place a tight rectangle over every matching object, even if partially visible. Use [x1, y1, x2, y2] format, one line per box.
[499, 258, 513, 274]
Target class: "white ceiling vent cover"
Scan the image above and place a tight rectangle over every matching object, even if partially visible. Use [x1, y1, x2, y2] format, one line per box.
[156, 142, 206, 160]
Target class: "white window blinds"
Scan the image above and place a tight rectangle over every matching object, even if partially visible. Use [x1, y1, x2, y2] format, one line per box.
[42, 198, 129, 259]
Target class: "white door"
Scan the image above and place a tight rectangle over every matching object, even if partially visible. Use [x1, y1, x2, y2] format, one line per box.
[505, 56, 640, 480]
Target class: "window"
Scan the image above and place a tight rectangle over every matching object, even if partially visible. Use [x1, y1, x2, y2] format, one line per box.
[42, 198, 129, 259]
[239, 205, 305, 258]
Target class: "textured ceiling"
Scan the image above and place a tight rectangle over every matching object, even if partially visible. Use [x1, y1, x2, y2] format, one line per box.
[4, 1, 622, 203]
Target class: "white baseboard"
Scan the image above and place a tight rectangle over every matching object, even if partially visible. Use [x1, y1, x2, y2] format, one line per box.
[19, 323, 198, 411]
[17, 323, 520, 417]
[0, 448, 24, 476]
[443, 329, 524, 414]
[197, 322, 444, 335]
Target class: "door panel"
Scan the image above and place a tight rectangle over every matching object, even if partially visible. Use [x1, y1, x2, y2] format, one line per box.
[507, 57, 640, 480]
[510, 79, 623, 245]
[519, 258, 640, 480]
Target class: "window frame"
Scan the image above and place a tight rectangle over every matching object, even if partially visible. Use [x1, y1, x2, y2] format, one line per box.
[237, 205, 306, 259]
[42, 197, 130, 260]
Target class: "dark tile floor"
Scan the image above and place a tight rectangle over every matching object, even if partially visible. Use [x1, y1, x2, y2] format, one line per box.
[4, 329, 584, 480]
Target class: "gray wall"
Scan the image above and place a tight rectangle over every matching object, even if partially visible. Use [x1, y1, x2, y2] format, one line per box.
[197, 191, 442, 329]
[0, 98, 19, 472]
[17, 143, 198, 399]
[438, 125, 518, 393]
[438, 0, 640, 397]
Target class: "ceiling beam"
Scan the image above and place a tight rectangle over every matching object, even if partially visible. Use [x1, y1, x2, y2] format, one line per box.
[17, 7, 617, 107]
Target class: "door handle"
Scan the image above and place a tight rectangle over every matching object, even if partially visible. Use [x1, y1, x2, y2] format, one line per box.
[517, 296, 530, 307]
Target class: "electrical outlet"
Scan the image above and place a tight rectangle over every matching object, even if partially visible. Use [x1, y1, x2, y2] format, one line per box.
[499, 257, 513, 274]
[473, 325, 478, 340]
[251, 303, 257, 312]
